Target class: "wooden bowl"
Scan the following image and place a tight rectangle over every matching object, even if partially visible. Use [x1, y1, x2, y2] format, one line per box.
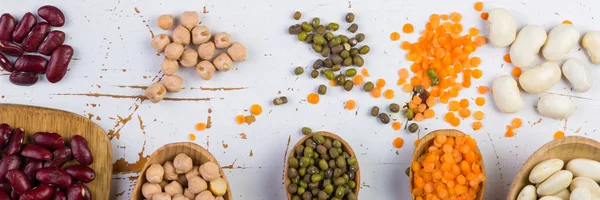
[284, 131, 360, 199]
[0, 104, 112, 200]
[131, 142, 232, 200]
[409, 129, 486, 200]
[506, 136, 600, 200]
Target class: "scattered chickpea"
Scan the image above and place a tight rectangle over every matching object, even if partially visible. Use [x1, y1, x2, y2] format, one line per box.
[181, 11, 200, 30]
[142, 183, 162, 199]
[161, 58, 179, 76]
[198, 162, 220, 181]
[209, 177, 228, 196]
[192, 26, 211, 45]
[173, 25, 191, 45]
[145, 83, 167, 103]
[152, 192, 172, 200]
[184, 188, 196, 199]
[185, 166, 200, 180]
[214, 32, 232, 49]
[158, 14, 173, 30]
[164, 181, 184, 196]
[163, 161, 178, 181]
[163, 75, 184, 92]
[165, 43, 184, 60]
[173, 194, 190, 200]
[197, 42, 216, 60]
[187, 176, 208, 194]
[180, 49, 199, 67]
[196, 61, 216, 80]
[226, 42, 247, 62]
[195, 191, 216, 200]
[173, 153, 193, 174]
[212, 53, 233, 72]
[146, 164, 165, 183]
[151, 34, 171, 54]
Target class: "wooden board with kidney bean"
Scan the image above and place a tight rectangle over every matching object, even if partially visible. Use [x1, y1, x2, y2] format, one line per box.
[0, 123, 95, 199]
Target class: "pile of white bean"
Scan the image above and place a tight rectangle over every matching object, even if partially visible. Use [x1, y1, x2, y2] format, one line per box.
[488, 8, 600, 119]
[517, 158, 600, 200]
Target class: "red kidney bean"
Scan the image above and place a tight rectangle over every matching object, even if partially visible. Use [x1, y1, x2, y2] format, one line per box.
[33, 132, 64, 150]
[23, 160, 43, 182]
[43, 147, 72, 168]
[14, 55, 47, 74]
[12, 12, 37, 43]
[0, 190, 8, 200]
[0, 52, 13, 72]
[19, 184, 54, 200]
[0, 14, 16, 41]
[70, 135, 92, 166]
[21, 22, 51, 52]
[51, 189, 66, 200]
[35, 167, 71, 188]
[64, 165, 95, 183]
[0, 155, 21, 182]
[21, 144, 53, 161]
[0, 40, 24, 56]
[0, 183, 10, 193]
[5, 127, 24, 156]
[38, 31, 65, 56]
[45, 45, 73, 83]
[66, 183, 90, 200]
[0, 123, 12, 147]
[38, 6, 65, 27]
[9, 72, 39, 86]
[5, 169, 31, 194]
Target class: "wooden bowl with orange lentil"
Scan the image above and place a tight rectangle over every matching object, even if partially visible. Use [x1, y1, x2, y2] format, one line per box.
[409, 129, 486, 200]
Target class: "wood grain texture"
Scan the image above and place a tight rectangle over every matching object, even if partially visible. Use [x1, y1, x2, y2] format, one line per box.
[410, 129, 486, 200]
[284, 131, 360, 200]
[0, 104, 112, 200]
[131, 142, 232, 200]
[506, 136, 600, 200]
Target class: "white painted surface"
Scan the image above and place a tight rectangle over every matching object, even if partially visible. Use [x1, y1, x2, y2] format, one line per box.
[1, 0, 600, 199]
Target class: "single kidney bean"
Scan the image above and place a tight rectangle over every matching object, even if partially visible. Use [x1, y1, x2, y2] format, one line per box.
[15, 55, 47, 74]
[12, 12, 37, 43]
[0, 155, 21, 182]
[38, 6, 65, 27]
[0, 123, 12, 147]
[0, 190, 8, 200]
[70, 135, 92, 166]
[64, 165, 95, 183]
[0, 52, 13, 72]
[36, 167, 72, 188]
[0, 182, 11, 193]
[9, 72, 39, 86]
[5, 169, 31, 194]
[51, 189, 66, 200]
[38, 31, 65, 56]
[5, 127, 24, 155]
[19, 184, 54, 200]
[21, 144, 53, 161]
[0, 14, 16, 41]
[66, 183, 91, 200]
[0, 40, 24, 56]
[45, 45, 73, 83]
[22, 22, 51, 52]
[43, 147, 72, 168]
[33, 132, 64, 150]
[23, 159, 43, 182]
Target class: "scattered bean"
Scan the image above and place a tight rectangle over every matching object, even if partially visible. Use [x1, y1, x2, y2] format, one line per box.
[45, 45, 73, 83]
[293, 11, 301, 20]
[214, 32, 232, 49]
[163, 75, 184, 92]
[15, 55, 47, 74]
[408, 123, 419, 133]
[196, 61, 216, 80]
[348, 24, 358, 33]
[370, 106, 379, 117]
[165, 42, 185, 60]
[363, 82, 374, 92]
[318, 85, 327, 95]
[12, 12, 37, 43]
[38, 30, 65, 56]
[212, 53, 233, 71]
[294, 67, 304, 75]
[343, 80, 354, 91]
[157, 14, 173, 30]
[345, 13, 355, 23]
[0, 40, 24, 56]
[0, 14, 16, 41]
[38, 5, 65, 27]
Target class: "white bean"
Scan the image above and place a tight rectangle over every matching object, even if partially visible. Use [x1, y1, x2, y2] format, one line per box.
[492, 75, 523, 113]
[487, 8, 517, 47]
[552, 189, 571, 200]
[510, 25, 547, 67]
[566, 158, 600, 182]
[537, 94, 575, 120]
[582, 31, 600, 64]
[570, 177, 600, 198]
[519, 62, 561, 94]
[517, 185, 536, 200]
[542, 24, 580, 61]
[539, 196, 563, 200]
[537, 170, 573, 196]
[529, 159, 564, 184]
[571, 188, 593, 200]
[562, 58, 593, 92]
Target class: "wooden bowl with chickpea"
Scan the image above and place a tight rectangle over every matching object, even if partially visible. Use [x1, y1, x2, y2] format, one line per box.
[131, 142, 232, 200]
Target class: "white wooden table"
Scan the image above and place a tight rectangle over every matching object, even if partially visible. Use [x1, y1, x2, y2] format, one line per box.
[2, 0, 600, 199]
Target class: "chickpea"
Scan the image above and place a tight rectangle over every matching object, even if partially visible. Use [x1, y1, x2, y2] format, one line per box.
[164, 181, 183, 196]
[192, 26, 211, 45]
[163, 161, 178, 181]
[165, 43, 184, 60]
[152, 193, 172, 200]
[187, 176, 208, 194]
[173, 25, 191, 45]
[173, 153, 193, 174]
[195, 191, 215, 200]
[209, 178, 228, 196]
[181, 11, 200, 30]
[151, 34, 171, 54]
[180, 48, 198, 67]
[214, 32, 232, 49]
[146, 164, 165, 183]
[142, 183, 162, 199]
[197, 42, 216, 60]
[185, 166, 200, 180]
[215, 197, 224, 200]
[145, 83, 167, 103]
[173, 194, 190, 200]
[162, 58, 179, 76]
[163, 75, 183, 93]
[212, 53, 233, 72]
[226, 42, 247, 62]
[196, 61, 216, 80]
[183, 189, 196, 199]
[199, 162, 220, 181]
[158, 14, 173, 30]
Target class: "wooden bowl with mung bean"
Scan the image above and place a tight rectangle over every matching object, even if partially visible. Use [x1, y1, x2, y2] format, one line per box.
[284, 131, 360, 200]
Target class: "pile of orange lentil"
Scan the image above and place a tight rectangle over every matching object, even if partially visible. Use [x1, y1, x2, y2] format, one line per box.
[411, 134, 485, 200]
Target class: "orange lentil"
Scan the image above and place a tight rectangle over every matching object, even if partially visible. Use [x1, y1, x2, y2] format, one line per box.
[426, 97, 436, 107]
[398, 68, 409, 79]
[393, 137, 404, 148]
[361, 68, 370, 77]
[450, 12, 462, 22]
[189, 133, 196, 141]
[414, 113, 425, 122]
[371, 87, 382, 98]
[307, 93, 320, 104]
[480, 12, 489, 20]
[475, 97, 485, 106]
[423, 109, 435, 118]
[450, 117, 460, 127]
[562, 20, 572, 25]
[472, 69, 482, 79]
[459, 108, 471, 118]
[413, 96, 423, 105]
[503, 54, 512, 63]
[196, 123, 207, 131]
[473, 111, 484, 120]
[345, 99, 356, 110]
[554, 131, 565, 139]
[384, 89, 395, 99]
[474, 2, 483, 11]
[250, 104, 262, 115]
[445, 112, 455, 122]
[330, 79, 337, 86]
[511, 118, 522, 129]
[397, 79, 407, 86]
[417, 103, 427, 113]
[470, 57, 481, 67]
[390, 32, 401, 41]
[403, 84, 413, 93]
[441, 14, 449, 21]
[477, 86, 488, 94]
[392, 121, 402, 130]
[376, 78, 386, 88]
[468, 27, 479, 36]
[401, 41, 412, 50]
[403, 23, 415, 33]
[460, 99, 469, 108]
[512, 67, 522, 77]
[449, 101, 461, 111]
[235, 115, 246, 124]
[353, 75, 365, 85]
[505, 126, 515, 137]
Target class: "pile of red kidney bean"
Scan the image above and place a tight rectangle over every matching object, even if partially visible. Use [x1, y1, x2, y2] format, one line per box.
[0, 123, 95, 200]
[0, 5, 74, 86]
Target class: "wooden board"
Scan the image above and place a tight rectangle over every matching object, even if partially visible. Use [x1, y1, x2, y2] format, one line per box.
[0, 104, 112, 200]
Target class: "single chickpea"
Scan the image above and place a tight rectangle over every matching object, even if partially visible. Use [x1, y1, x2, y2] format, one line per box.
[181, 11, 200, 30]
[209, 177, 228, 196]
[196, 61, 216, 80]
[198, 162, 220, 181]
[197, 42, 216, 60]
[162, 58, 179, 76]
[163, 75, 184, 92]
[184, 188, 196, 199]
[173, 25, 191, 45]
[163, 161, 178, 181]
[158, 14, 173, 30]
[173, 194, 190, 200]
[165, 43, 184, 60]
[212, 53, 233, 72]
[192, 26, 211, 45]
[195, 191, 215, 200]
[185, 166, 200, 180]
[226, 42, 247, 62]
[187, 176, 208, 194]
[180, 48, 199, 67]
[151, 34, 171, 54]
[145, 83, 167, 103]
[173, 153, 193, 174]
[152, 192, 172, 200]
[146, 164, 165, 183]
[214, 32, 232, 49]
[142, 183, 162, 199]
[164, 181, 183, 196]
